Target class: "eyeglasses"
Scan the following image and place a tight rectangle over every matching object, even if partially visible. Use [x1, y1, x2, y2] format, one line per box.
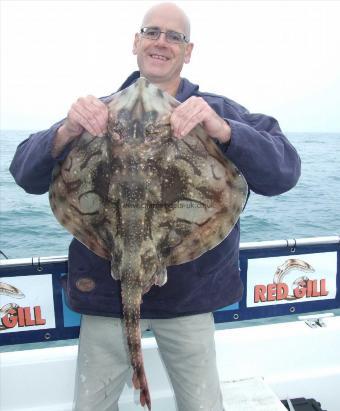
[140, 27, 189, 44]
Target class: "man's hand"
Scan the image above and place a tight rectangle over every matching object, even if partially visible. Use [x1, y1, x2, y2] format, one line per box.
[170, 96, 231, 144]
[52, 96, 108, 158]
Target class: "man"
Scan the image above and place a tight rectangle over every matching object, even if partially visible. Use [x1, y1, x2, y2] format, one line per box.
[10, 3, 301, 411]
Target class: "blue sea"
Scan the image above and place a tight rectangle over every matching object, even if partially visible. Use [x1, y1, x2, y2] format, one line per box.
[0, 130, 339, 259]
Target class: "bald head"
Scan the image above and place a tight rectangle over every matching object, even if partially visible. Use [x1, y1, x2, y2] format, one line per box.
[141, 2, 191, 41]
[133, 2, 193, 94]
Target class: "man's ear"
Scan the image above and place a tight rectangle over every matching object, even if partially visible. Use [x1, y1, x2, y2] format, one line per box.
[132, 33, 139, 55]
[184, 42, 194, 64]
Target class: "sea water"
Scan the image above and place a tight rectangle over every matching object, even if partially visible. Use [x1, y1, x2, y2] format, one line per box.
[0, 130, 339, 259]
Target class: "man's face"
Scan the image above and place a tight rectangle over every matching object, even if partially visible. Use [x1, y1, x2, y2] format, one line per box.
[132, 13, 193, 86]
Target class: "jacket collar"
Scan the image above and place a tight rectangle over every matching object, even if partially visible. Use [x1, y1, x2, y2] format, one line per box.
[117, 71, 200, 103]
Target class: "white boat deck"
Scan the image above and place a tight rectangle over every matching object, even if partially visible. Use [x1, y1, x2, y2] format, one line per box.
[1, 315, 339, 411]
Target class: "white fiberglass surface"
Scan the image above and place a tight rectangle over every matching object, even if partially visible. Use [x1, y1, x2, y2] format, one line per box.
[1, 317, 340, 411]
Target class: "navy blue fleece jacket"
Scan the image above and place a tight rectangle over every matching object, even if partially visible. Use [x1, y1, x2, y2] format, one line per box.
[10, 71, 301, 318]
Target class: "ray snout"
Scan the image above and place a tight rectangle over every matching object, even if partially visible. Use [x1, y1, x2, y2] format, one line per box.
[108, 78, 177, 140]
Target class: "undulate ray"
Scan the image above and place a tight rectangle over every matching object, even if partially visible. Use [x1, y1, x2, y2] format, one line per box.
[49, 77, 248, 410]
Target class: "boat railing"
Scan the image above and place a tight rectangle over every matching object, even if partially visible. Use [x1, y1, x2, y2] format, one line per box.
[0, 235, 339, 348]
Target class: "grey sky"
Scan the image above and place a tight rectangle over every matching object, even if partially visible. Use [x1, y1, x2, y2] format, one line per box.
[1, 0, 339, 132]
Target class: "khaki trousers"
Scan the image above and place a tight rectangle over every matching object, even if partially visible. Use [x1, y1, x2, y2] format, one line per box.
[73, 313, 224, 411]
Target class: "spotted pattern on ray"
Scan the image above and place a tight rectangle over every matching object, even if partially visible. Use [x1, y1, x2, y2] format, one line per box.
[49, 77, 248, 410]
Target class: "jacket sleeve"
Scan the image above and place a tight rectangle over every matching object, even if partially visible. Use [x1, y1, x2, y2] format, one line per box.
[218, 102, 301, 196]
[9, 92, 116, 195]
[9, 120, 68, 194]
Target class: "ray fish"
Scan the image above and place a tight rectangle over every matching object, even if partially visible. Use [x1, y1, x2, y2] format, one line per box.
[49, 78, 248, 409]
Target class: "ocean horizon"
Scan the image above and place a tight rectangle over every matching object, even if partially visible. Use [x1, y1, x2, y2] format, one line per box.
[1, 130, 339, 259]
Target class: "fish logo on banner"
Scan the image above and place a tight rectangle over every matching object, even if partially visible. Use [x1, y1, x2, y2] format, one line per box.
[245, 251, 337, 308]
[254, 258, 329, 303]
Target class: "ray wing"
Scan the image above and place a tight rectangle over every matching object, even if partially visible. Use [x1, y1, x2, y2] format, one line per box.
[147, 124, 247, 265]
[49, 132, 119, 260]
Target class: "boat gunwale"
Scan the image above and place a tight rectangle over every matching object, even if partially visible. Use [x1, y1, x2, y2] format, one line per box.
[0, 235, 339, 267]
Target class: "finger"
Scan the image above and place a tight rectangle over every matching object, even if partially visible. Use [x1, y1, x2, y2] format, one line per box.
[171, 97, 205, 137]
[173, 95, 200, 113]
[179, 107, 206, 137]
[68, 107, 98, 136]
[171, 107, 195, 137]
[70, 101, 107, 136]
[78, 98, 105, 135]
[82, 104, 108, 136]
[87, 99, 108, 135]
[74, 98, 106, 136]
[85, 95, 108, 117]
[171, 104, 205, 138]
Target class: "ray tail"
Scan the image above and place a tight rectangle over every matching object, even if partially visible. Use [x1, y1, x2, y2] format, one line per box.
[121, 284, 151, 410]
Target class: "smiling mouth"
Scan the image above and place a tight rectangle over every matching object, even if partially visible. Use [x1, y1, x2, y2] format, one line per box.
[149, 54, 169, 61]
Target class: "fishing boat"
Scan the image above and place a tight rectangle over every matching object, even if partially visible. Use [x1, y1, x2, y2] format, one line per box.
[1, 235, 339, 411]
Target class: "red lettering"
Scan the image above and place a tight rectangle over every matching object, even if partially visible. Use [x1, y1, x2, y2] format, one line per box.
[34, 306, 46, 326]
[267, 283, 276, 301]
[294, 279, 329, 299]
[24, 307, 35, 326]
[320, 279, 329, 296]
[1, 306, 47, 329]
[1, 308, 18, 328]
[294, 285, 306, 298]
[311, 280, 321, 297]
[17, 307, 26, 327]
[254, 285, 267, 303]
[255, 283, 290, 302]
[306, 280, 312, 297]
[276, 283, 288, 300]
[244, 278, 328, 304]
